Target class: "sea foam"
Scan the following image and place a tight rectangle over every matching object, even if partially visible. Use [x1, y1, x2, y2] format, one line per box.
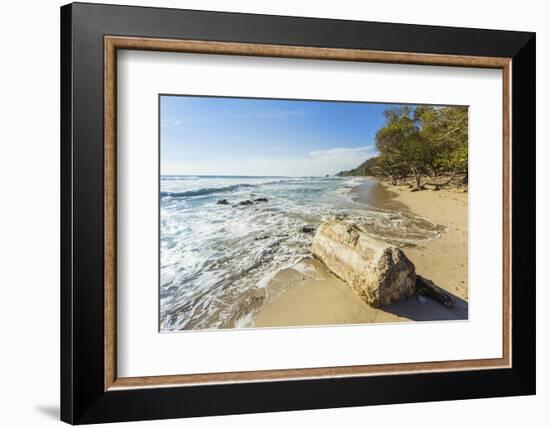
[159, 175, 442, 331]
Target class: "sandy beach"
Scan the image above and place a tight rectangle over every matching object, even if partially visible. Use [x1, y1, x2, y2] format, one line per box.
[254, 179, 468, 328]
[158, 99, 471, 332]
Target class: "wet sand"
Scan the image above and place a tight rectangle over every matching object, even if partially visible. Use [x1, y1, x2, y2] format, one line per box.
[254, 179, 468, 328]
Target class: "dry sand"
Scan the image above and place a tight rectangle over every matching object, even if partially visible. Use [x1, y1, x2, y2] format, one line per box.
[254, 180, 468, 328]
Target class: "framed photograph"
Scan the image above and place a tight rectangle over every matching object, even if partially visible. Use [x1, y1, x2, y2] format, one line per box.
[60, 2, 535, 424]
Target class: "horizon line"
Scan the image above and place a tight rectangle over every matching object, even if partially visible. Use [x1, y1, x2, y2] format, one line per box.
[160, 173, 337, 177]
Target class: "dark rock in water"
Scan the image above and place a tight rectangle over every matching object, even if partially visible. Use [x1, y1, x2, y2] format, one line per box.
[216, 199, 229, 205]
[255, 235, 269, 241]
[300, 225, 316, 234]
[236, 198, 267, 206]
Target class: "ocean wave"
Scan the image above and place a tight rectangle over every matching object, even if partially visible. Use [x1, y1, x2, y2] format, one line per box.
[160, 177, 320, 198]
[159, 177, 446, 331]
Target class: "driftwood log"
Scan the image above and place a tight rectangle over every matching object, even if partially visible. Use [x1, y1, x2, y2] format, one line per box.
[311, 220, 456, 309]
[311, 220, 416, 307]
[415, 275, 454, 307]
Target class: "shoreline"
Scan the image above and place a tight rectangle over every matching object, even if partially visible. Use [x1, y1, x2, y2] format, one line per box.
[253, 178, 468, 328]
[372, 179, 469, 301]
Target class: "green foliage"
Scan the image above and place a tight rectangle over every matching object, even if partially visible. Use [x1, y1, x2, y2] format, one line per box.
[338, 105, 468, 189]
[416, 105, 468, 181]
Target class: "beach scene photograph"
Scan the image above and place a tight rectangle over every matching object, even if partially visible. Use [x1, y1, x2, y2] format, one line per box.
[159, 95, 469, 331]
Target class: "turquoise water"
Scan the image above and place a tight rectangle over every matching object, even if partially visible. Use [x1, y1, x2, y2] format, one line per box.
[160, 175, 442, 331]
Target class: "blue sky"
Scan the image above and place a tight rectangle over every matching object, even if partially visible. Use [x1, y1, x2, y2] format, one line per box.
[160, 95, 401, 177]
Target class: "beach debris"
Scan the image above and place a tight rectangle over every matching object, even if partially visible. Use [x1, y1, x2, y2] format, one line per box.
[216, 199, 229, 205]
[311, 220, 416, 307]
[415, 275, 454, 307]
[229, 290, 266, 327]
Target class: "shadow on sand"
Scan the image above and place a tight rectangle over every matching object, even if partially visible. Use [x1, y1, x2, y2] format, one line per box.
[381, 283, 468, 322]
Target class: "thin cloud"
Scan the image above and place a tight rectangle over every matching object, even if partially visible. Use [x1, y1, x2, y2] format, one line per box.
[299, 145, 377, 176]
[225, 109, 308, 119]
[162, 145, 378, 176]
[307, 146, 376, 160]
[161, 118, 183, 128]
[259, 109, 308, 119]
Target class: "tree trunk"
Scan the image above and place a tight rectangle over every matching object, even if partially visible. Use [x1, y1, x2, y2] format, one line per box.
[409, 165, 423, 191]
[424, 168, 458, 190]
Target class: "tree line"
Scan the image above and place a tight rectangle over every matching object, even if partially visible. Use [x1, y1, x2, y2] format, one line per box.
[338, 105, 468, 190]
